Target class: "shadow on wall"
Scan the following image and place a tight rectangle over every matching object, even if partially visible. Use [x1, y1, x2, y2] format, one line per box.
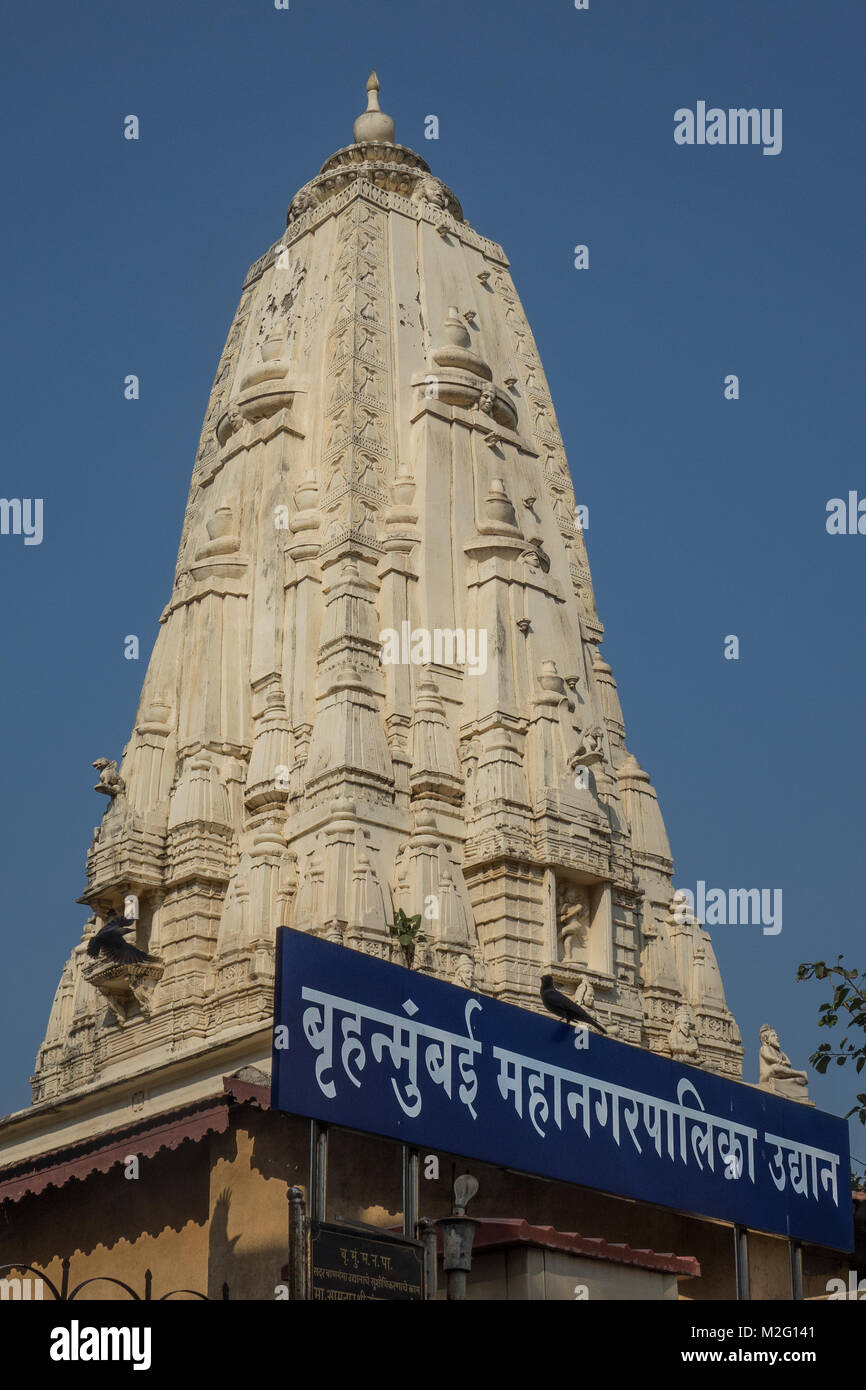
[0, 1137, 214, 1266]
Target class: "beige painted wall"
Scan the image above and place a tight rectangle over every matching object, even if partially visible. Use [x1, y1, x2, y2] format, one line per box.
[464, 1248, 678, 1300]
[0, 1106, 848, 1301]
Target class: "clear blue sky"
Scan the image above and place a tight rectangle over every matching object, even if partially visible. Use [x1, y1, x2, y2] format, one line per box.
[0, 1, 863, 1170]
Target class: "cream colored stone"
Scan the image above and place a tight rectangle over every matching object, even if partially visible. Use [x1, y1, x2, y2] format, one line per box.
[24, 73, 744, 1129]
[758, 1023, 811, 1102]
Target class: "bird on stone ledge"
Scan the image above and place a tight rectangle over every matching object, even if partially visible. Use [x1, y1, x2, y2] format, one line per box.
[87, 916, 156, 965]
[540, 974, 606, 1034]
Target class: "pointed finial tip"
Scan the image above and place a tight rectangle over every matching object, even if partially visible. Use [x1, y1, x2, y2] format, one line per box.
[353, 67, 394, 144]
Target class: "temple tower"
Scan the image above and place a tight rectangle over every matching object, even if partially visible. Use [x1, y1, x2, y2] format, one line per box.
[33, 75, 742, 1108]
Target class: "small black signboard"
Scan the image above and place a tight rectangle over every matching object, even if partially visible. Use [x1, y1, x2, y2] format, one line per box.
[308, 1221, 425, 1301]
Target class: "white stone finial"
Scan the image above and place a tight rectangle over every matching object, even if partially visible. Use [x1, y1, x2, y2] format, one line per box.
[353, 69, 395, 144]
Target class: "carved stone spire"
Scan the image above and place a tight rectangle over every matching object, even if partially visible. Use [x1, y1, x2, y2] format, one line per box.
[31, 77, 744, 1109]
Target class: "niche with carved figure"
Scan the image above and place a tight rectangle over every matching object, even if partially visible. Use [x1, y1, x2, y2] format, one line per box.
[556, 879, 591, 964]
[554, 875, 614, 977]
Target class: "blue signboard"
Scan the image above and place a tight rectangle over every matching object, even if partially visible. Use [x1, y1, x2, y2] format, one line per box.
[271, 929, 853, 1251]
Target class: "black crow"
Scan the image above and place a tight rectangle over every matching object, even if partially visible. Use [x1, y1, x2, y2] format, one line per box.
[86, 916, 155, 965]
[540, 974, 606, 1034]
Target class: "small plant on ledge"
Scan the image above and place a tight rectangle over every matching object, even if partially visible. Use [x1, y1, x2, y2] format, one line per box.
[388, 908, 424, 969]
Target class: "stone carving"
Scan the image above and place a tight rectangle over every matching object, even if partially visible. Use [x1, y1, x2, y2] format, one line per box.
[521, 537, 551, 573]
[557, 882, 590, 961]
[668, 1004, 701, 1066]
[576, 579, 598, 622]
[198, 505, 239, 557]
[356, 363, 379, 398]
[484, 478, 517, 528]
[287, 186, 314, 223]
[573, 976, 594, 1011]
[758, 1024, 810, 1100]
[452, 955, 476, 989]
[413, 174, 447, 208]
[92, 758, 124, 797]
[572, 977, 607, 1033]
[82, 952, 163, 1024]
[357, 407, 385, 444]
[537, 660, 564, 695]
[216, 400, 245, 445]
[430, 306, 491, 379]
[356, 324, 382, 361]
[571, 725, 604, 767]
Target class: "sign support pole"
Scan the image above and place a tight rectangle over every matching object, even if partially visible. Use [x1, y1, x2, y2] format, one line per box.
[310, 1120, 328, 1222]
[287, 1186, 308, 1300]
[789, 1240, 803, 1300]
[734, 1224, 750, 1299]
[402, 1146, 419, 1238]
[416, 1219, 438, 1300]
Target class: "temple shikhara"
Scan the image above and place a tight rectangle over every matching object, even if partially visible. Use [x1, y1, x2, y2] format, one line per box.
[34, 71, 742, 1103]
[0, 76, 842, 1303]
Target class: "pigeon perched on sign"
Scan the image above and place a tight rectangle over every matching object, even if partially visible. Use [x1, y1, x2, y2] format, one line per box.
[540, 974, 606, 1034]
[86, 917, 155, 965]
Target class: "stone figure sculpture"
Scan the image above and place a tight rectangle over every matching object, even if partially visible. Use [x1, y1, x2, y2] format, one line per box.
[758, 1024, 809, 1100]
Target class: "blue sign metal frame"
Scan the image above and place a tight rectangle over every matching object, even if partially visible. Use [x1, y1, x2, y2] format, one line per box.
[271, 929, 853, 1251]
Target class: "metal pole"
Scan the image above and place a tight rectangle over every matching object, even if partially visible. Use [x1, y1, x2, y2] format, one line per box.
[416, 1218, 438, 1300]
[734, 1224, 750, 1300]
[402, 1146, 419, 1238]
[309, 1120, 328, 1222]
[789, 1240, 803, 1301]
[287, 1186, 307, 1300]
[437, 1215, 478, 1301]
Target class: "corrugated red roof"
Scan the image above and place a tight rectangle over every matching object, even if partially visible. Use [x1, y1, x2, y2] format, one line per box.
[0, 1075, 269, 1204]
[0, 1102, 229, 1203]
[467, 1217, 700, 1277]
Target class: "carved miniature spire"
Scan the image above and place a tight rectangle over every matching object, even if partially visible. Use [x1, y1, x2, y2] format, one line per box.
[353, 70, 395, 144]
